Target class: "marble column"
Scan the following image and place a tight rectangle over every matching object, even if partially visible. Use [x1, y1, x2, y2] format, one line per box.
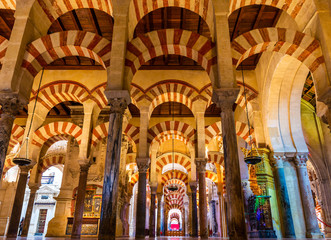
[196, 159, 208, 238]
[99, 97, 128, 240]
[21, 184, 39, 236]
[272, 154, 296, 238]
[190, 182, 198, 237]
[7, 164, 34, 238]
[71, 163, 90, 238]
[218, 192, 227, 237]
[213, 89, 247, 240]
[157, 193, 162, 236]
[0, 93, 22, 178]
[135, 158, 150, 238]
[149, 190, 156, 237]
[295, 154, 323, 238]
[188, 194, 192, 235]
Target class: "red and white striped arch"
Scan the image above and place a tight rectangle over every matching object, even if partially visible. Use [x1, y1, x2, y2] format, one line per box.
[91, 122, 140, 146]
[128, 0, 214, 40]
[32, 0, 113, 28]
[164, 178, 186, 190]
[32, 122, 82, 148]
[0, 36, 8, 64]
[30, 81, 90, 111]
[229, 0, 315, 30]
[207, 151, 224, 165]
[205, 121, 255, 145]
[167, 199, 183, 207]
[131, 81, 212, 116]
[90, 83, 108, 109]
[156, 152, 191, 173]
[164, 185, 186, 196]
[150, 132, 192, 151]
[43, 135, 68, 149]
[232, 28, 329, 96]
[0, 0, 15, 9]
[22, 31, 111, 77]
[148, 121, 196, 145]
[38, 154, 65, 174]
[8, 124, 25, 152]
[205, 170, 218, 183]
[161, 170, 188, 185]
[235, 82, 258, 109]
[126, 29, 217, 84]
[167, 204, 183, 211]
[2, 157, 15, 175]
[170, 212, 180, 221]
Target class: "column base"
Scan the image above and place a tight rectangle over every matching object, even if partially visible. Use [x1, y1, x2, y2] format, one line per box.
[307, 232, 324, 238]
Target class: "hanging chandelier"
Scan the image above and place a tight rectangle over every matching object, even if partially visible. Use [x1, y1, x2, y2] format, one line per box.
[167, 101, 178, 192]
[13, 69, 44, 166]
[239, 64, 262, 165]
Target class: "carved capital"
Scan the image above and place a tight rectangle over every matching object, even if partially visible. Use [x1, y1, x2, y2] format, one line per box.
[294, 153, 308, 168]
[0, 92, 26, 117]
[79, 162, 91, 172]
[19, 161, 36, 173]
[136, 157, 150, 173]
[189, 182, 197, 192]
[271, 153, 286, 168]
[212, 88, 240, 111]
[195, 158, 207, 173]
[109, 98, 128, 114]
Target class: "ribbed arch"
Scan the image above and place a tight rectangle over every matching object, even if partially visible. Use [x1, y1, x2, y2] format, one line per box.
[156, 152, 191, 173]
[0, 0, 15, 9]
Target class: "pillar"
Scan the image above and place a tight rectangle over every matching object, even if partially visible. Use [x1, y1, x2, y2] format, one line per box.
[295, 154, 324, 238]
[189, 182, 198, 237]
[157, 193, 162, 236]
[135, 158, 149, 238]
[21, 184, 39, 236]
[0, 93, 22, 178]
[218, 192, 227, 237]
[271, 154, 296, 238]
[149, 187, 156, 237]
[99, 95, 129, 240]
[71, 163, 90, 238]
[7, 164, 34, 238]
[188, 194, 192, 235]
[213, 88, 247, 240]
[196, 159, 208, 238]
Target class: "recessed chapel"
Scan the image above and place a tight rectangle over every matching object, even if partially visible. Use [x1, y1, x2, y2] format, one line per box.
[0, 0, 331, 239]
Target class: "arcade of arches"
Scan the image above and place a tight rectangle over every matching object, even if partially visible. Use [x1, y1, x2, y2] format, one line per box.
[0, 0, 331, 239]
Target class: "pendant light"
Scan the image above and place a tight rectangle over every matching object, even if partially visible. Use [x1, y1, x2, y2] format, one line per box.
[167, 101, 178, 192]
[240, 64, 262, 165]
[13, 69, 44, 166]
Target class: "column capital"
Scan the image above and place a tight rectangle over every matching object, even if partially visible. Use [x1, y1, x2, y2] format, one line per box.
[294, 153, 309, 168]
[104, 90, 130, 114]
[79, 162, 91, 172]
[270, 153, 286, 168]
[212, 88, 240, 111]
[28, 183, 40, 193]
[19, 162, 35, 174]
[189, 182, 197, 192]
[150, 183, 158, 194]
[195, 158, 207, 173]
[136, 157, 150, 173]
[0, 92, 26, 117]
[157, 193, 163, 200]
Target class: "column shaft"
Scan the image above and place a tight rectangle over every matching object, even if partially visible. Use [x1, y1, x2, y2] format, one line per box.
[136, 170, 147, 238]
[7, 167, 30, 238]
[149, 193, 156, 237]
[197, 160, 208, 238]
[99, 98, 127, 240]
[214, 89, 247, 240]
[272, 155, 296, 238]
[21, 186, 39, 236]
[295, 155, 323, 238]
[71, 164, 90, 238]
[190, 185, 198, 237]
[157, 194, 162, 236]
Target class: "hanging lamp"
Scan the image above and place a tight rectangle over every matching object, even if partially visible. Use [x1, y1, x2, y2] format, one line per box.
[13, 69, 44, 166]
[239, 64, 262, 165]
[167, 101, 178, 192]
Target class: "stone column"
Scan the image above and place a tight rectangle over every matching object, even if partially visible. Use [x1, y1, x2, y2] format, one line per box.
[21, 184, 39, 236]
[188, 194, 192, 235]
[196, 159, 208, 238]
[7, 164, 34, 238]
[149, 187, 156, 237]
[213, 88, 247, 240]
[99, 95, 128, 240]
[295, 154, 323, 238]
[271, 154, 296, 238]
[189, 182, 198, 237]
[218, 192, 227, 237]
[157, 193, 162, 236]
[135, 158, 150, 238]
[71, 163, 90, 238]
[0, 93, 22, 178]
